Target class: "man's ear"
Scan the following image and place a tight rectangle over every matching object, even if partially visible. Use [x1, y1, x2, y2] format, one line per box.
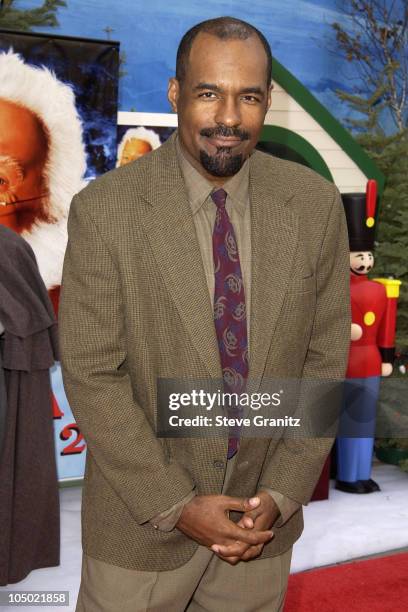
[167, 78, 180, 113]
[266, 83, 273, 111]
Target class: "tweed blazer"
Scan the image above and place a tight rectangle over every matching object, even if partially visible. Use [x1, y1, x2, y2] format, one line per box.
[59, 131, 351, 571]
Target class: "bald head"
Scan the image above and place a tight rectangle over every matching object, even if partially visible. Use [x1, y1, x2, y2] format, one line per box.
[176, 16, 272, 87]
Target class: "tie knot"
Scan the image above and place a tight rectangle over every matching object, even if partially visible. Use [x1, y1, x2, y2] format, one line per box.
[211, 188, 227, 209]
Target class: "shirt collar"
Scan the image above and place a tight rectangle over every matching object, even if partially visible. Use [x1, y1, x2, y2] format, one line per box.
[176, 133, 249, 217]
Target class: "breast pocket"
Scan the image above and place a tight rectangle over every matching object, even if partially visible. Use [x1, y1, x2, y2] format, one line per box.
[268, 278, 317, 373]
[280, 275, 317, 339]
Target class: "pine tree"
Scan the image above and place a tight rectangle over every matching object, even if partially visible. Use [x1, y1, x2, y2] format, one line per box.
[370, 130, 408, 349]
[330, 1, 408, 351]
[0, 0, 66, 32]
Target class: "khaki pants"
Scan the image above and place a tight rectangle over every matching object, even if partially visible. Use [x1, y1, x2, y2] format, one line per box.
[76, 457, 292, 612]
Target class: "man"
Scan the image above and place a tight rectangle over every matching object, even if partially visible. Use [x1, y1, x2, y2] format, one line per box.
[60, 17, 350, 612]
[0, 50, 87, 293]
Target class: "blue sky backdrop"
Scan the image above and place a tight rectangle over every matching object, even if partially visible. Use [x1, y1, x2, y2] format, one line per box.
[15, 0, 359, 125]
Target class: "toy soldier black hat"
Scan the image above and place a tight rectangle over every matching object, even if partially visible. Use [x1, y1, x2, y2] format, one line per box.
[341, 180, 377, 251]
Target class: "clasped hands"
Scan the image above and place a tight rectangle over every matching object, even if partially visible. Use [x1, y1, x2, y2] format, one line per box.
[176, 491, 280, 565]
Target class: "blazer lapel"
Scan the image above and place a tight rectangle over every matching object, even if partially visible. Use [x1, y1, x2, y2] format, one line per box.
[138, 137, 299, 386]
[140, 136, 222, 380]
[248, 153, 299, 386]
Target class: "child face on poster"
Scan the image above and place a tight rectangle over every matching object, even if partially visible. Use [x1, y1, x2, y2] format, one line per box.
[118, 138, 152, 166]
[0, 98, 51, 232]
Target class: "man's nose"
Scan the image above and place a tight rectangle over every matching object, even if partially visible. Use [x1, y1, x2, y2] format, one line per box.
[214, 96, 241, 127]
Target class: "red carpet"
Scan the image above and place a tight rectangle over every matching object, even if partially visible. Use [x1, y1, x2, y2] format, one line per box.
[284, 552, 408, 612]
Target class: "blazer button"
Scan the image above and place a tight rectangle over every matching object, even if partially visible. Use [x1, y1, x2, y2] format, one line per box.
[213, 460, 225, 469]
[238, 460, 249, 471]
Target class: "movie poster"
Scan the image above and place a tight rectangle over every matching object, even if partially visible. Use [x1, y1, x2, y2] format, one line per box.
[0, 30, 120, 482]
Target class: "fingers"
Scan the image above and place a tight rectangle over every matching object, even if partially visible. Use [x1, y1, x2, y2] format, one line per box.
[212, 527, 274, 557]
[213, 523, 273, 549]
[212, 540, 264, 562]
[238, 515, 254, 529]
[216, 553, 242, 565]
[217, 553, 241, 565]
[242, 507, 263, 522]
[211, 540, 249, 557]
[240, 544, 263, 561]
[223, 495, 260, 513]
[211, 511, 274, 562]
[230, 524, 273, 546]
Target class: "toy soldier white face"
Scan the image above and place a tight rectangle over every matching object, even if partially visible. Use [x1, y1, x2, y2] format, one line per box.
[350, 251, 374, 275]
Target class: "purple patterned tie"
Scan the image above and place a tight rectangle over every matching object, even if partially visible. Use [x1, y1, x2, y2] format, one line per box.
[212, 188, 248, 458]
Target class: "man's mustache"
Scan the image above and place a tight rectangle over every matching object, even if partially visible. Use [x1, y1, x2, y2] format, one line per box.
[200, 126, 250, 141]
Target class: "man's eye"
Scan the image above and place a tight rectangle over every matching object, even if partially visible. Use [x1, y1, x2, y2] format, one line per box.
[242, 95, 260, 103]
[199, 92, 217, 99]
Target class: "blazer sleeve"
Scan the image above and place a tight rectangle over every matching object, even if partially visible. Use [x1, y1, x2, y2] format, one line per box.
[259, 186, 351, 505]
[59, 193, 195, 524]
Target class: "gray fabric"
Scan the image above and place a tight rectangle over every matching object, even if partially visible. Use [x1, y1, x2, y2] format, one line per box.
[0, 334, 7, 459]
[0, 226, 59, 586]
[0, 226, 58, 371]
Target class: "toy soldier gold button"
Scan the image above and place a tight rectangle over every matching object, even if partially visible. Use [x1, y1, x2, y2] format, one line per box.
[364, 311, 375, 326]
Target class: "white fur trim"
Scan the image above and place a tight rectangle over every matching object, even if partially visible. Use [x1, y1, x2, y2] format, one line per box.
[0, 49, 87, 288]
[23, 217, 68, 289]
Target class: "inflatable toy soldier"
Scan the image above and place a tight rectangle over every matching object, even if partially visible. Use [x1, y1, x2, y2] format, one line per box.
[336, 180, 401, 494]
